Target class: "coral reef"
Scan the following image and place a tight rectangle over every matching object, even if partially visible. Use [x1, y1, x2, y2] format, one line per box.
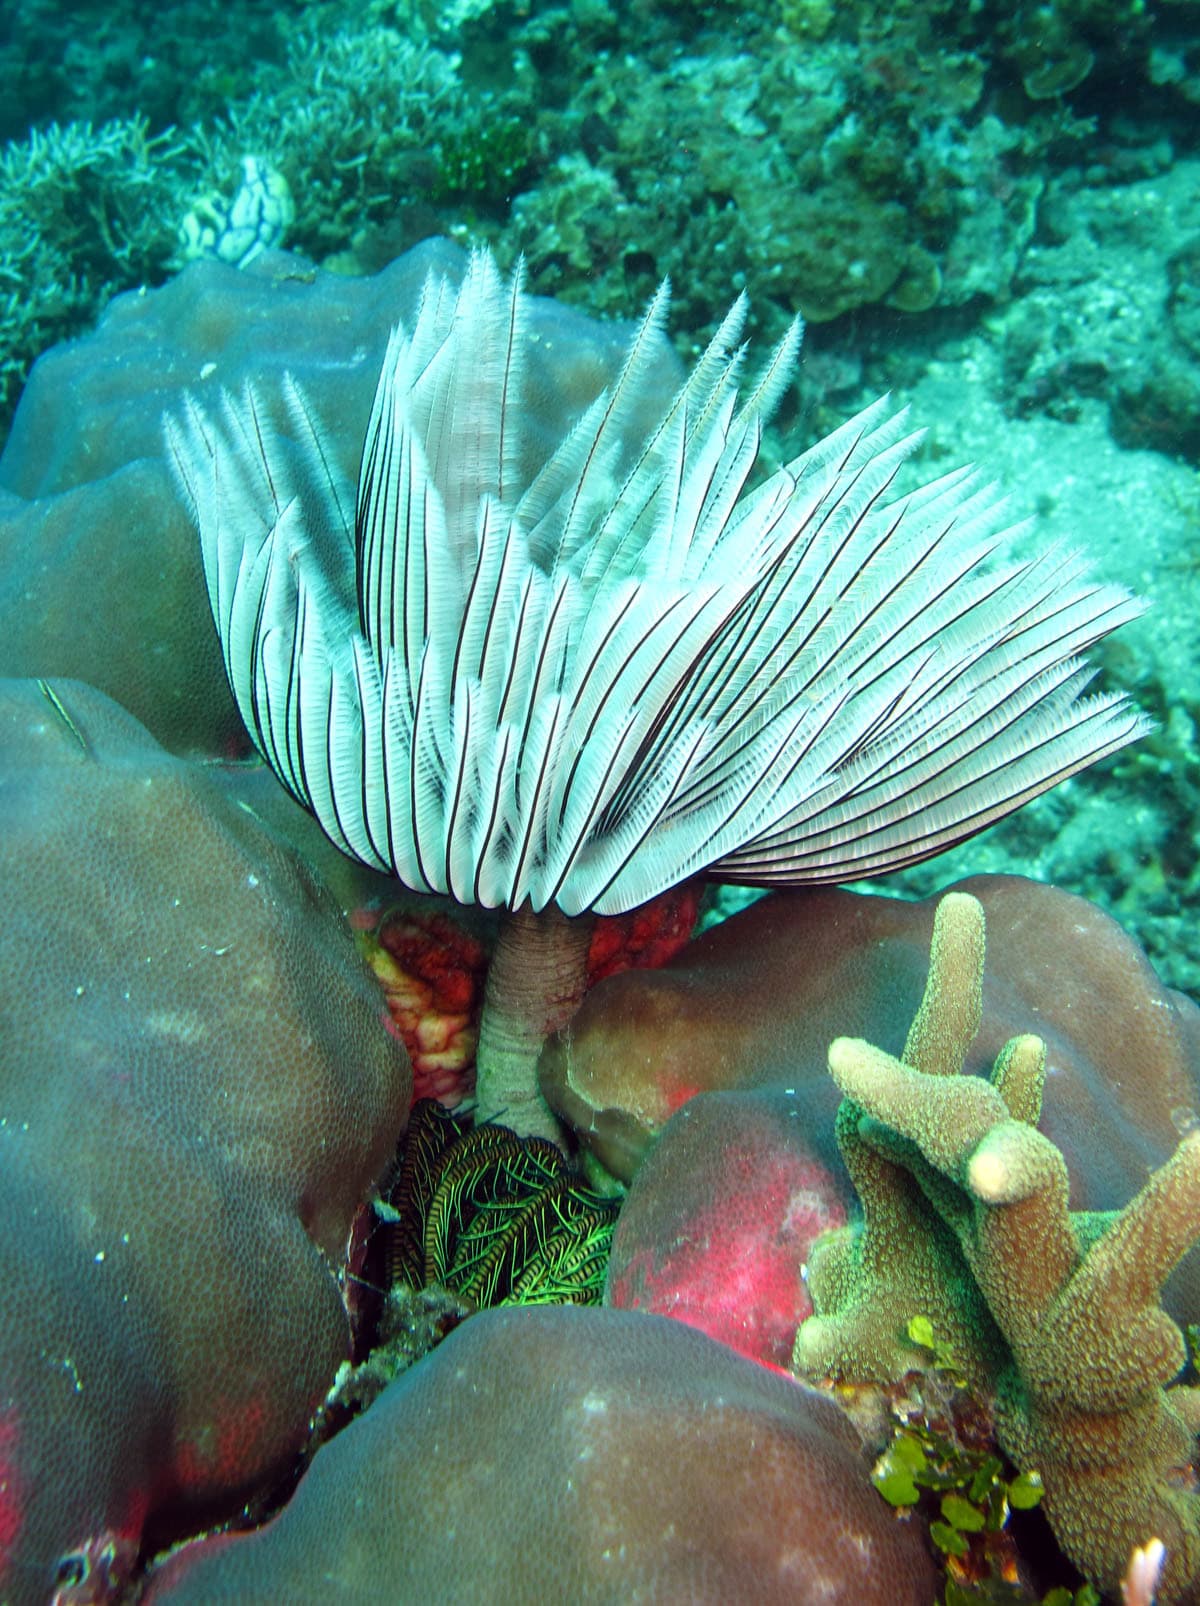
[0, 116, 190, 425]
[0, 677, 410, 1603]
[168, 245, 1144, 1145]
[4, 11, 1198, 966]
[998, 157, 1200, 461]
[540, 875, 1200, 1326]
[5, 0, 1198, 455]
[0, 17, 469, 439]
[216, 23, 466, 264]
[0, 0, 1197, 1595]
[143, 1307, 937, 1603]
[792, 891, 1200, 1602]
[0, 0, 287, 141]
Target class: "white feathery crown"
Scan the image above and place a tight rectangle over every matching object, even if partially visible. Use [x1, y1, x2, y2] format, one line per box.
[167, 249, 1148, 917]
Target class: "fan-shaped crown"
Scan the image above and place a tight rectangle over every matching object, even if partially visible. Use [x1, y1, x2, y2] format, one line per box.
[167, 250, 1148, 916]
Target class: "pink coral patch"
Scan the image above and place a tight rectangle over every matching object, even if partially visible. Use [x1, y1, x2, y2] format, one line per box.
[608, 1138, 846, 1371]
[0, 1408, 23, 1573]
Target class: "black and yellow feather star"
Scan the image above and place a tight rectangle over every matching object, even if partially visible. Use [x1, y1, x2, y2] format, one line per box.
[379, 1100, 619, 1310]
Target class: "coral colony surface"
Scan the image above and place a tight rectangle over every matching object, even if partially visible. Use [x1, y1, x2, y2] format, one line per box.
[2, 4, 1200, 1604]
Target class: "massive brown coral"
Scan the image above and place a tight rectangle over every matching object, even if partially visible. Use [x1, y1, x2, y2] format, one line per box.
[792, 891, 1200, 1601]
[0, 677, 411, 1603]
[144, 1306, 937, 1603]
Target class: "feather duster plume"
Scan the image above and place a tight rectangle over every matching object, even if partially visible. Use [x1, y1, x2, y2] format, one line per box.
[168, 249, 1148, 1135]
[167, 249, 1146, 920]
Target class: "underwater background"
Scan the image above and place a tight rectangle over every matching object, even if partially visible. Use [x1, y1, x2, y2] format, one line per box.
[2, 2, 1200, 1603]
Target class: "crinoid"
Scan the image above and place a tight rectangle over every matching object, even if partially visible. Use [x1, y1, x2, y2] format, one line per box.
[378, 1099, 619, 1310]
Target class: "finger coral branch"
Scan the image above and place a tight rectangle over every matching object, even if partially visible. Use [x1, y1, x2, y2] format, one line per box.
[902, 889, 985, 1079]
[793, 891, 1200, 1602]
[989, 1032, 1046, 1126]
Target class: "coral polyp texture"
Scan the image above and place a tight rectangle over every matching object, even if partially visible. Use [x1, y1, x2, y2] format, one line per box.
[0, 677, 411, 1603]
[144, 1307, 937, 1603]
[792, 891, 1200, 1602]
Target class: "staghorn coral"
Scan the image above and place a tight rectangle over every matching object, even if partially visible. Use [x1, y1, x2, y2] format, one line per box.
[792, 891, 1200, 1602]
[168, 248, 1147, 1140]
[537, 873, 1200, 1295]
[213, 23, 465, 262]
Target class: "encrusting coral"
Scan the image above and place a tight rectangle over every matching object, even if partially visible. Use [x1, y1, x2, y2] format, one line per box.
[792, 890, 1200, 1601]
[360, 882, 700, 1108]
[168, 246, 1148, 1140]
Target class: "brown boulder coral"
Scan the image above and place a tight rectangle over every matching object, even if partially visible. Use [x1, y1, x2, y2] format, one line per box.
[0, 678, 410, 1604]
[144, 1306, 937, 1604]
[792, 891, 1200, 1601]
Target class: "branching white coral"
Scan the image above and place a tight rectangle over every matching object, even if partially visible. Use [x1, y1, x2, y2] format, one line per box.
[167, 248, 1148, 1134]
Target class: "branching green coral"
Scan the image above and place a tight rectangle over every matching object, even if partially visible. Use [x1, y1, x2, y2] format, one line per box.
[793, 891, 1200, 1602]
[0, 19, 489, 445]
[215, 26, 465, 260]
[0, 116, 189, 427]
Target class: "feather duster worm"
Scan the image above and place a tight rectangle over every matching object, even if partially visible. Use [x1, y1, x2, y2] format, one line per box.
[168, 249, 1148, 1135]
